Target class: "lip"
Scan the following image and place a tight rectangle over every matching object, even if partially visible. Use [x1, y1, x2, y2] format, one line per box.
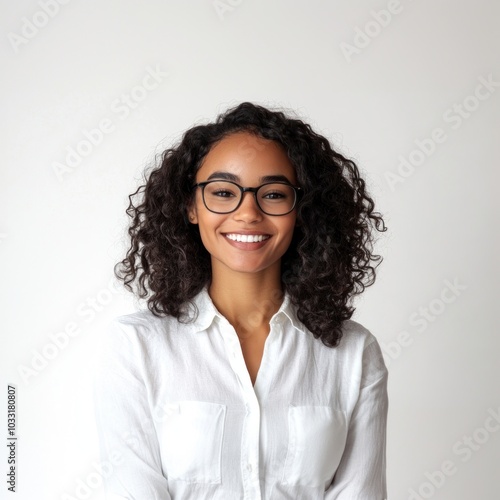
[221, 232, 272, 250]
[221, 231, 271, 235]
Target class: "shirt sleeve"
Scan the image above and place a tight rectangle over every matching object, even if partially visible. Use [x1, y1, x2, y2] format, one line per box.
[91, 319, 172, 500]
[324, 334, 389, 499]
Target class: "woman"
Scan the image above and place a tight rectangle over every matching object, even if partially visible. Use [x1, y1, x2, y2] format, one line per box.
[93, 102, 388, 499]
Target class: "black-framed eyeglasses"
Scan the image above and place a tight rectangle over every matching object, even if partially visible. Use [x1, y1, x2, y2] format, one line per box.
[192, 180, 302, 216]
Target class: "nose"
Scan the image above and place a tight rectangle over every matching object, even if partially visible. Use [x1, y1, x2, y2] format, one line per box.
[233, 191, 263, 222]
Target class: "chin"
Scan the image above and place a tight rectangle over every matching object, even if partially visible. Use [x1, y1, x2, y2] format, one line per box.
[211, 255, 274, 274]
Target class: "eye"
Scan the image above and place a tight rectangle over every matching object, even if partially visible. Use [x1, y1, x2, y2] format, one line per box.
[260, 187, 291, 201]
[262, 190, 286, 199]
[212, 189, 236, 198]
[204, 181, 239, 198]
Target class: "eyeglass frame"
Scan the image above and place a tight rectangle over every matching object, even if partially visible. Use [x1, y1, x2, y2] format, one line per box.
[191, 180, 302, 216]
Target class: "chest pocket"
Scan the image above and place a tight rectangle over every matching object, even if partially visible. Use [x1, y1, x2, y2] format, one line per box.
[157, 400, 226, 484]
[281, 405, 348, 488]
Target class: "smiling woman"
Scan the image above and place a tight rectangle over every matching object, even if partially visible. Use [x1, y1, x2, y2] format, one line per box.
[92, 102, 389, 499]
[188, 132, 299, 280]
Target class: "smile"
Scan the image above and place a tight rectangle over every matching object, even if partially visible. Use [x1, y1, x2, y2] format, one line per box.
[223, 233, 271, 243]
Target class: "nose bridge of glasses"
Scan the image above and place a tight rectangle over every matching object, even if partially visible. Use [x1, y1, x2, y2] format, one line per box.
[238, 186, 261, 211]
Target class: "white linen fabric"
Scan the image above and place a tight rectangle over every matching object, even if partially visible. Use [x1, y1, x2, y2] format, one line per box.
[92, 285, 388, 499]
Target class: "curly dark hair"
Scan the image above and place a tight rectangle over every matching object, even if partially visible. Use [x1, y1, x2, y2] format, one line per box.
[114, 102, 386, 348]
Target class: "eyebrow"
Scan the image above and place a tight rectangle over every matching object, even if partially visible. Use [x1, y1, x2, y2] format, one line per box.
[205, 171, 293, 184]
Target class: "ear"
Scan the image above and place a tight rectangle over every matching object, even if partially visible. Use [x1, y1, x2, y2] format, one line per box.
[187, 203, 198, 224]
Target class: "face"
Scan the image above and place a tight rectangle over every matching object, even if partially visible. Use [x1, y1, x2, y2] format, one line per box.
[187, 132, 298, 277]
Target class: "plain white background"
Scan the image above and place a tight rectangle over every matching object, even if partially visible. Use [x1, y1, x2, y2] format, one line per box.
[1, 1, 499, 499]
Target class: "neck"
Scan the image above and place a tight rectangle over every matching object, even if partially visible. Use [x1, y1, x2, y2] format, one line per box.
[208, 263, 285, 335]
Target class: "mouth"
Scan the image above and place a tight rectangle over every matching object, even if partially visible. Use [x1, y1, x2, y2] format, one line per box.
[222, 233, 271, 243]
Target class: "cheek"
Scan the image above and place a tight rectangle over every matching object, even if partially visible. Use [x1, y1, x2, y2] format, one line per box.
[274, 218, 297, 250]
[196, 214, 223, 248]
[197, 222, 213, 244]
[280, 216, 297, 238]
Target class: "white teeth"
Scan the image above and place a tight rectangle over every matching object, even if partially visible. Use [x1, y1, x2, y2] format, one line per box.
[225, 233, 270, 243]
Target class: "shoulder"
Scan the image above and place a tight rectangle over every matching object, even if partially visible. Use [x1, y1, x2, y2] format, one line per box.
[334, 319, 388, 384]
[340, 319, 381, 350]
[106, 308, 189, 340]
[96, 308, 190, 361]
[286, 297, 379, 353]
[111, 309, 163, 335]
[93, 309, 188, 378]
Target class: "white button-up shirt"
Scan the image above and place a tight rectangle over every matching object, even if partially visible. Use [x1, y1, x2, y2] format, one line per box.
[92, 285, 388, 499]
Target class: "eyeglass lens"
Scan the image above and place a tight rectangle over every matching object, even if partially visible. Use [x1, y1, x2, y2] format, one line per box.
[203, 181, 296, 215]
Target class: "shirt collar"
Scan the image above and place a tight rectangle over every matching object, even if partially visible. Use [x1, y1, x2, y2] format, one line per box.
[189, 284, 307, 334]
[188, 285, 223, 333]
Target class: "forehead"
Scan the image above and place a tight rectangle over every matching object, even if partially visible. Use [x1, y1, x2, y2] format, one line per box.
[196, 132, 297, 183]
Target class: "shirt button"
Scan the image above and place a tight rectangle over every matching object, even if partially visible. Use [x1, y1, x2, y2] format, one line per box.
[247, 463, 253, 472]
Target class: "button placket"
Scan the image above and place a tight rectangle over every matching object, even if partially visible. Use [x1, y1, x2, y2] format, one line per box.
[223, 322, 258, 394]
[241, 417, 261, 498]
[218, 316, 267, 498]
[220, 320, 242, 366]
[240, 392, 261, 498]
